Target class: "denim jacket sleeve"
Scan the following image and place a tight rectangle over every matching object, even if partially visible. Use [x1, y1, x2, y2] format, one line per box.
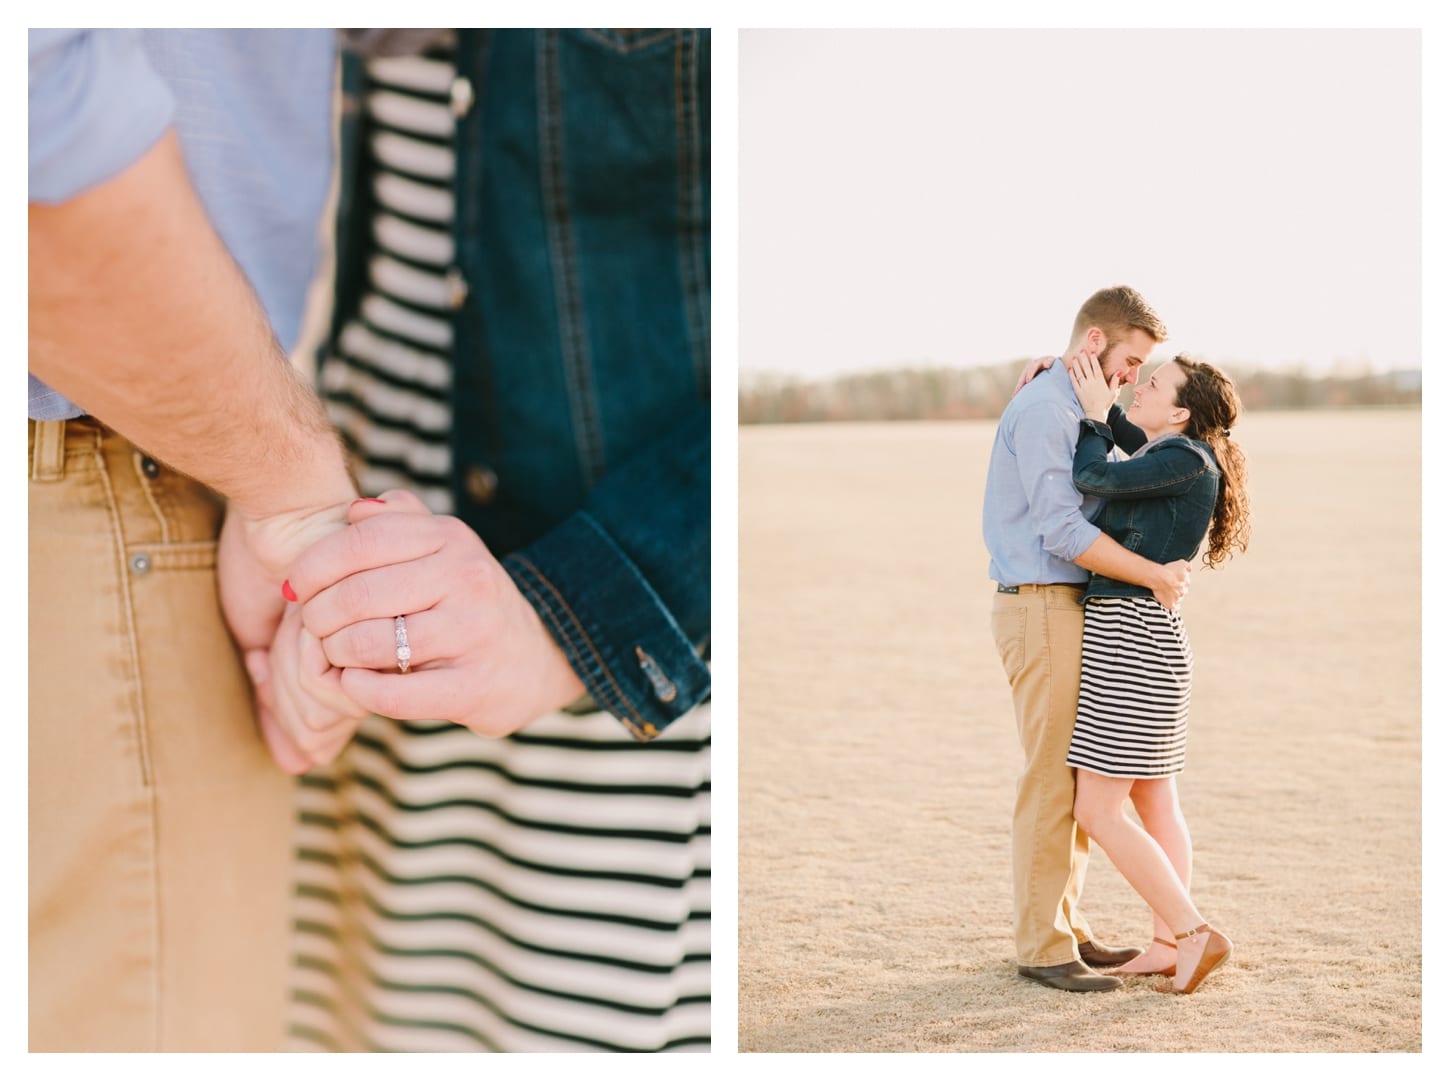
[1106, 403, 1148, 454]
[501, 401, 709, 743]
[1074, 423, 1213, 500]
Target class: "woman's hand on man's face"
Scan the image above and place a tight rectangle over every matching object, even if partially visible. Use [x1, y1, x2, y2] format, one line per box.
[1067, 347, 1118, 422]
[282, 490, 586, 740]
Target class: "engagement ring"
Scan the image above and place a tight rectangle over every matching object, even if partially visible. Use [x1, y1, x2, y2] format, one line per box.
[394, 615, 412, 673]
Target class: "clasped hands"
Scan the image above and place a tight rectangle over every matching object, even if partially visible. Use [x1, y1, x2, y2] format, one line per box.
[219, 490, 585, 775]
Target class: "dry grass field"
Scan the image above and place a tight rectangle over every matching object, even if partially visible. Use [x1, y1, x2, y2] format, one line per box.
[738, 410, 1421, 1053]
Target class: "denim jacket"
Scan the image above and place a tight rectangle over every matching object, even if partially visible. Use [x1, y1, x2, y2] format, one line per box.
[1073, 406, 1220, 601]
[327, 29, 710, 740]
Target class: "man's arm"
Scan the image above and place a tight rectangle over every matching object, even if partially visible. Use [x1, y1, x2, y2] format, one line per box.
[1073, 536, 1190, 610]
[29, 130, 355, 522]
[1013, 401, 1189, 609]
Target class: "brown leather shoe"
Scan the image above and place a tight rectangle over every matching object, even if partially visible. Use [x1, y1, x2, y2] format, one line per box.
[1077, 938, 1145, 967]
[1017, 960, 1123, 992]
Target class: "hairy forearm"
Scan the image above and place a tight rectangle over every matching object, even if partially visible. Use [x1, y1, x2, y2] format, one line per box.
[28, 130, 354, 518]
[1072, 533, 1164, 588]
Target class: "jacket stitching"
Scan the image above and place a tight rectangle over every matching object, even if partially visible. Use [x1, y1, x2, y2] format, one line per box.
[509, 553, 651, 735]
[578, 29, 677, 54]
[674, 30, 709, 398]
[537, 30, 607, 489]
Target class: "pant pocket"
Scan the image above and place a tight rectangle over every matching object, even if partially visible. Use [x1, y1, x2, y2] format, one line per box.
[992, 606, 1027, 681]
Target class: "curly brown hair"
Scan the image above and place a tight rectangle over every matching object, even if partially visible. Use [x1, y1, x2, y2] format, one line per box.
[1171, 356, 1251, 568]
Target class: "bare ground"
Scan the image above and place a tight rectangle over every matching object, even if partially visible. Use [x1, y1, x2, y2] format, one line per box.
[738, 411, 1421, 1052]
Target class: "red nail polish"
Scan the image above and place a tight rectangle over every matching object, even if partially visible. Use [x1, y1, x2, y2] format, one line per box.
[354, 497, 387, 505]
[282, 580, 298, 602]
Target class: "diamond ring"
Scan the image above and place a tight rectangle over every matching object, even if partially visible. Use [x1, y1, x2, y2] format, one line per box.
[394, 615, 412, 673]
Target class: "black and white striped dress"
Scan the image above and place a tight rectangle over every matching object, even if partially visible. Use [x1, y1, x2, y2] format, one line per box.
[1067, 597, 1194, 778]
[286, 43, 711, 1053]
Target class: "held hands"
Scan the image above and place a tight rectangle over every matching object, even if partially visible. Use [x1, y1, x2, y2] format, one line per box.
[218, 500, 370, 774]
[1065, 347, 1118, 423]
[277, 491, 586, 748]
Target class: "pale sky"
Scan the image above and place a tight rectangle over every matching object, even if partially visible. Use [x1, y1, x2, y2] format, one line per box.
[739, 29, 1422, 377]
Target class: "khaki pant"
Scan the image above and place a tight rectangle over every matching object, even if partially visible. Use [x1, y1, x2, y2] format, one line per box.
[991, 584, 1094, 967]
[29, 418, 294, 1051]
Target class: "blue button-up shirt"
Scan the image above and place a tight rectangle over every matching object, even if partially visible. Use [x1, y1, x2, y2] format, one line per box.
[28, 29, 335, 419]
[982, 358, 1107, 586]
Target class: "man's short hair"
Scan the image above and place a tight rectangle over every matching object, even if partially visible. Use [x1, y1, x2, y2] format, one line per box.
[1071, 285, 1168, 347]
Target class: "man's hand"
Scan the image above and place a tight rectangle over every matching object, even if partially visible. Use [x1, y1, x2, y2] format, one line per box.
[218, 498, 354, 659]
[243, 607, 369, 775]
[1074, 537, 1192, 612]
[1011, 355, 1057, 397]
[219, 499, 368, 773]
[1150, 559, 1192, 611]
[285, 491, 586, 738]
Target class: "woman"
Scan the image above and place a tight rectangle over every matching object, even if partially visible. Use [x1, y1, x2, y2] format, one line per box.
[1063, 348, 1250, 995]
[246, 30, 711, 1051]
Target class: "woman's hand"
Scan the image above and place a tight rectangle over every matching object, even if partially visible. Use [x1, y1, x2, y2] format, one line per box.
[1066, 347, 1118, 423]
[284, 491, 587, 738]
[1011, 355, 1057, 397]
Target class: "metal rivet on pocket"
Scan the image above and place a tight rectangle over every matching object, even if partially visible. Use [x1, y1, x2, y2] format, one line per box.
[129, 553, 152, 576]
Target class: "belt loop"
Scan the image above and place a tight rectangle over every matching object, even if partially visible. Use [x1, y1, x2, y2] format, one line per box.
[30, 419, 67, 483]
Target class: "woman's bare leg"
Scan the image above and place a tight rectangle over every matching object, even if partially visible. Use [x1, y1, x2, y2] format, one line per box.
[1075, 771, 1203, 925]
[1075, 770, 1225, 990]
[1107, 777, 1192, 973]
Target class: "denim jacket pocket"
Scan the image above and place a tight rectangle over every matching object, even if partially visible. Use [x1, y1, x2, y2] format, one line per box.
[572, 29, 681, 56]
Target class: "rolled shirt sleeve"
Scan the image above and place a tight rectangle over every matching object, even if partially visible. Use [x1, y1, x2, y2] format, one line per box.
[1013, 399, 1102, 563]
[29, 29, 175, 203]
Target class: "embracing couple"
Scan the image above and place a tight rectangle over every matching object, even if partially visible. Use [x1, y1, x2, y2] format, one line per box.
[983, 285, 1251, 994]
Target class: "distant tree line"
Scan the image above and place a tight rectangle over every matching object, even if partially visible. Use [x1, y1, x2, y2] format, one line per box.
[738, 360, 1421, 425]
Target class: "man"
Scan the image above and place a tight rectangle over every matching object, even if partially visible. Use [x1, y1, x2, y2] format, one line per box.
[28, 29, 357, 1049]
[982, 285, 1191, 992]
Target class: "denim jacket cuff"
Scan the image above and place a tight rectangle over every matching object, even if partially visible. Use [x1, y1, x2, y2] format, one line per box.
[502, 512, 710, 742]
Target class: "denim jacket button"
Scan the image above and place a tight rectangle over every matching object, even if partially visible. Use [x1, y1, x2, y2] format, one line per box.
[449, 75, 475, 119]
[635, 646, 678, 703]
[464, 464, 499, 504]
[444, 267, 469, 309]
